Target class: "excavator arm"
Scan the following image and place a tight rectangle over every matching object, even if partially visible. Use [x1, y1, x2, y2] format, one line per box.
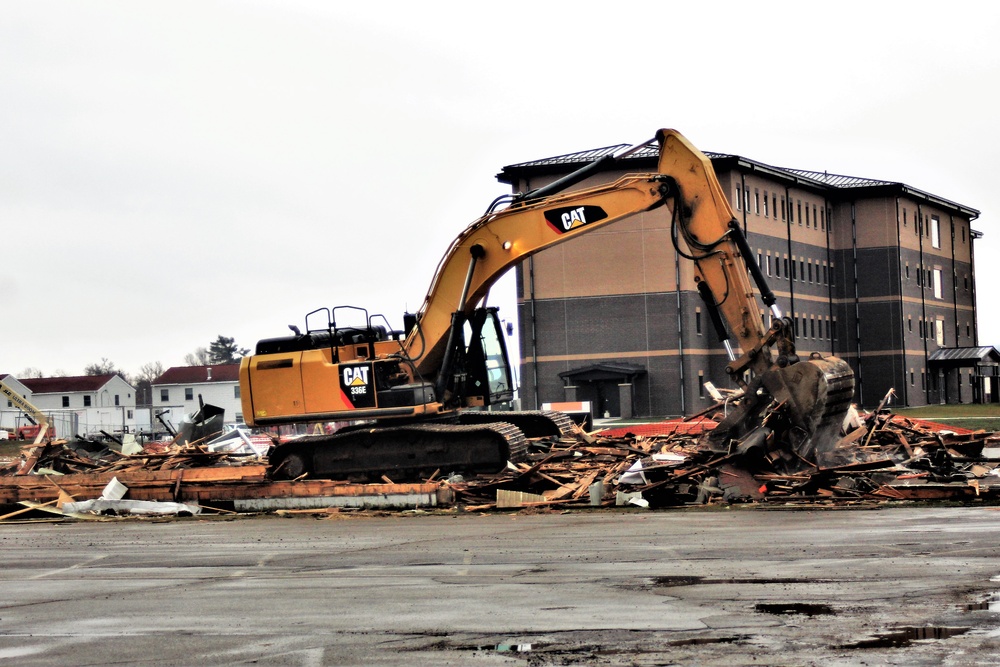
[403, 128, 852, 463]
[406, 129, 786, 389]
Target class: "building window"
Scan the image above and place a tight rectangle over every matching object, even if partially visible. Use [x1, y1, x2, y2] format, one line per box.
[903, 208, 908, 227]
[797, 200, 802, 225]
[936, 319, 945, 346]
[831, 317, 838, 340]
[763, 191, 769, 217]
[744, 187, 750, 211]
[775, 257, 781, 278]
[908, 316, 912, 332]
[127, 409, 134, 419]
[819, 206, 824, 231]
[905, 263, 910, 279]
[808, 262, 813, 283]
[114, 394, 120, 406]
[919, 319, 924, 338]
[772, 194, 777, 219]
[185, 388, 194, 401]
[766, 254, 772, 276]
[234, 385, 241, 399]
[62, 396, 69, 408]
[735, 186, 741, 210]
[933, 268, 943, 299]
[698, 371, 705, 398]
[910, 369, 915, 386]
[805, 204, 810, 227]
[931, 216, 941, 248]
[781, 197, 786, 220]
[83, 395, 92, 407]
[754, 189, 760, 215]
[783, 258, 789, 277]
[799, 260, 804, 282]
[810, 318, 816, 338]
[161, 389, 169, 402]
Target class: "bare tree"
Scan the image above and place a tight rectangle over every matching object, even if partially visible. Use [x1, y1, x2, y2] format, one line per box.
[18, 367, 44, 378]
[184, 347, 211, 366]
[133, 361, 165, 407]
[84, 358, 118, 376]
[83, 358, 130, 383]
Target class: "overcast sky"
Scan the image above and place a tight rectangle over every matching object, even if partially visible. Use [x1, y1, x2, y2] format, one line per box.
[3, 1, 998, 380]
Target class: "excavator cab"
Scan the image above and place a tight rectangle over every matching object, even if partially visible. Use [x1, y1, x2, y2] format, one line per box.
[457, 307, 515, 408]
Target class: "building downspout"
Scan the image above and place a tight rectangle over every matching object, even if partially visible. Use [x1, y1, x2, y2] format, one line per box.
[527, 255, 539, 410]
[825, 197, 835, 357]
[895, 198, 908, 407]
[674, 244, 686, 416]
[850, 202, 864, 405]
[740, 173, 748, 232]
[784, 186, 795, 318]
[917, 205, 929, 404]
[949, 214, 960, 402]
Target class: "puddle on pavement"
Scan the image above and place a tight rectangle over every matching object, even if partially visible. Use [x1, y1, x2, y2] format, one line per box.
[652, 576, 815, 587]
[449, 642, 538, 653]
[965, 593, 1000, 611]
[755, 602, 835, 617]
[839, 626, 970, 649]
[667, 635, 744, 646]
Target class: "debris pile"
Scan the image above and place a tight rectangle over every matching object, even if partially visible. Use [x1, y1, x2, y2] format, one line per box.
[1, 433, 267, 478]
[448, 410, 1000, 510]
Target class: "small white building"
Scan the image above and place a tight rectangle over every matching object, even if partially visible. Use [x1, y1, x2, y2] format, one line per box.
[18, 374, 137, 438]
[152, 364, 243, 430]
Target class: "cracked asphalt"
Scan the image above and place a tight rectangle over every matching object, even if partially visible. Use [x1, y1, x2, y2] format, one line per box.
[2, 506, 1000, 665]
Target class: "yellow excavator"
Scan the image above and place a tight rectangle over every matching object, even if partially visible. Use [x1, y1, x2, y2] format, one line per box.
[239, 129, 854, 480]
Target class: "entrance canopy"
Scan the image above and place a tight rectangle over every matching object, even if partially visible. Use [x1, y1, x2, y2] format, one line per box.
[558, 363, 647, 383]
[927, 346, 1000, 369]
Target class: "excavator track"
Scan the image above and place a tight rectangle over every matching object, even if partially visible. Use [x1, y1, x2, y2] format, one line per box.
[268, 421, 528, 482]
[458, 409, 578, 438]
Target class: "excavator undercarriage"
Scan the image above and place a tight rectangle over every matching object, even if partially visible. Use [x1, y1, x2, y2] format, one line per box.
[268, 410, 576, 482]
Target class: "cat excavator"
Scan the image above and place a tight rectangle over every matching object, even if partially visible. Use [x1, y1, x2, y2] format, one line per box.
[239, 129, 854, 481]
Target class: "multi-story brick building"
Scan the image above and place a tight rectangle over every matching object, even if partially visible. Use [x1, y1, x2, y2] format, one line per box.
[497, 141, 990, 417]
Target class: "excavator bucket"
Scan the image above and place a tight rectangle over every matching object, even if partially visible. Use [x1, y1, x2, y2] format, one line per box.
[760, 356, 856, 465]
[705, 356, 855, 469]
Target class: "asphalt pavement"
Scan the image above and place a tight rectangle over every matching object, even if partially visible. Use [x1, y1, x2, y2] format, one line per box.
[2, 506, 1000, 665]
